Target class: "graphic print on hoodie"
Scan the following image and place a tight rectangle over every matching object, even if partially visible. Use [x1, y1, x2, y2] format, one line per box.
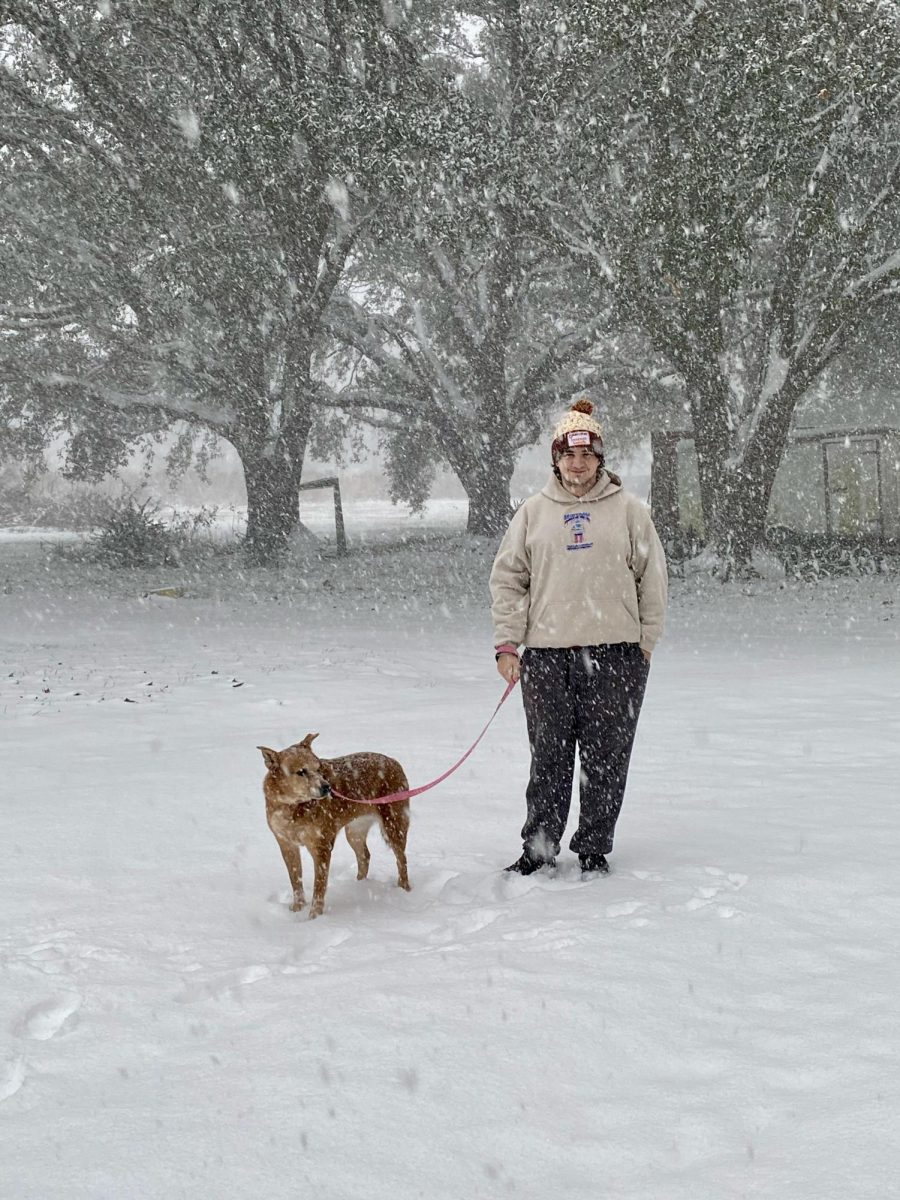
[564, 511, 593, 551]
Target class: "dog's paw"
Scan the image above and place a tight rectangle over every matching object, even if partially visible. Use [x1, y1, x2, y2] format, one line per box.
[289, 898, 306, 913]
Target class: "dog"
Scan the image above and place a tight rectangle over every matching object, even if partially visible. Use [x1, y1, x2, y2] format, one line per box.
[258, 733, 411, 919]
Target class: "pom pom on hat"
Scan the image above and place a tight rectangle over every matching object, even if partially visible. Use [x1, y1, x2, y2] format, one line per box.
[551, 397, 604, 462]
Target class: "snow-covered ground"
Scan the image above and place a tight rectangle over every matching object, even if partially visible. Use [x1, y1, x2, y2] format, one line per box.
[0, 496, 471, 548]
[2, 523, 899, 1200]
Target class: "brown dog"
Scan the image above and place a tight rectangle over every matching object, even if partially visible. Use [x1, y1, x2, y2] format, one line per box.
[259, 733, 411, 919]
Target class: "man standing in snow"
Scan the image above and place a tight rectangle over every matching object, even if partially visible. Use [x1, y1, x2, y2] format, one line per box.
[490, 399, 667, 876]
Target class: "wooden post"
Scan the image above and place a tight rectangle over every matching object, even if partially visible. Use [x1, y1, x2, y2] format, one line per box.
[297, 476, 348, 556]
[332, 479, 347, 556]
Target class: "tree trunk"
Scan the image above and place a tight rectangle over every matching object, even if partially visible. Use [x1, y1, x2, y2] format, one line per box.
[739, 376, 803, 547]
[462, 458, 514, 535]
[239, 397, 313, 565]
[692, 370, 803, 575]
[686, 364, 769, 574]
[242, 449, 306, 565]
[688, 378, 730, 544]
[649, 431, 681, 548]
[436, 409, 516, 536]
[236, 340, 315, 564]
[693, 439, 790, 577]
[713, 471, 766, 575]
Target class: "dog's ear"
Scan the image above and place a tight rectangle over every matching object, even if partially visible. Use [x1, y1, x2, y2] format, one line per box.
[300, 733, 319, 749]
[257, 746, 281, 772]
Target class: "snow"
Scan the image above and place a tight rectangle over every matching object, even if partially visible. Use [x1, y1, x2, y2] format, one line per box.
[0, 498, 471, 549]
[2, 529, 899, 1200]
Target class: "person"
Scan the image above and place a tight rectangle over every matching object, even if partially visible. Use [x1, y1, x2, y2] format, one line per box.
[489, 398, 667, 876]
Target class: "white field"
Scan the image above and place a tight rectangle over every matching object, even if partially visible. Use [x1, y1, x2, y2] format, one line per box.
[1, 510, 898, 1200]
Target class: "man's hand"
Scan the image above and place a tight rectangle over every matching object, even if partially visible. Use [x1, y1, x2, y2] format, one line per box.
[496, 652, 520, 684]
[641, 648, 652, 664]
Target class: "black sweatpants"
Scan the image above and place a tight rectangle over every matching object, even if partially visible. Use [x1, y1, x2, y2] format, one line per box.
[519, 643, 649, 860]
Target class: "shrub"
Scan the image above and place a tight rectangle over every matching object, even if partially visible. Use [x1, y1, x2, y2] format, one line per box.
[89, 497, 175, 567]
[766, 527, 897, 578]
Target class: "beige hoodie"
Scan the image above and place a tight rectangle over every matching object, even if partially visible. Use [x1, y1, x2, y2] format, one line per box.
[490, 471, 667, 653]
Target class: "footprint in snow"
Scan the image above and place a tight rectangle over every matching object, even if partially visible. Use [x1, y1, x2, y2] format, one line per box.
[176, 964, 271, 1004]
[14, 993, 81, 1040]
[429, 909, 502, 942]
[677, 871, 749, 914]
[704, 867, 749, 889]
[685, 891, 717, 911]
[239, 964, 271, 985]
[605, 900, 644, 918]
[503, 922, 566, 942]
[0, 1056, 26, 1102]
[6, 935, 74, 976]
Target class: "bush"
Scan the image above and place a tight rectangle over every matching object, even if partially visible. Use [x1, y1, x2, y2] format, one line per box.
[766, 526, 897, 578]
[89, 497, 176, 567]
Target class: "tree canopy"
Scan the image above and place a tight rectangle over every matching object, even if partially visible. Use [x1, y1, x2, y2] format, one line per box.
[3, 0, 900, 565]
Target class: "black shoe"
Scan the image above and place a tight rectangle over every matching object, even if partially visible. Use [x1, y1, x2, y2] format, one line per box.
[579, 853, 610, 875]
[504, 853, 556, 876]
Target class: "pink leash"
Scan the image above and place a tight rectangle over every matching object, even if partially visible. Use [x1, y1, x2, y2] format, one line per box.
[331, 679, 518, 805]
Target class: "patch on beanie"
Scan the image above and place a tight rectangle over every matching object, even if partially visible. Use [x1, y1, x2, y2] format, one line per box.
[566, 430, 592, 447]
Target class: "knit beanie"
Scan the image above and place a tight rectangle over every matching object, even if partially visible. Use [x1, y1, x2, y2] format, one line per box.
[551, 398, 604, 464]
